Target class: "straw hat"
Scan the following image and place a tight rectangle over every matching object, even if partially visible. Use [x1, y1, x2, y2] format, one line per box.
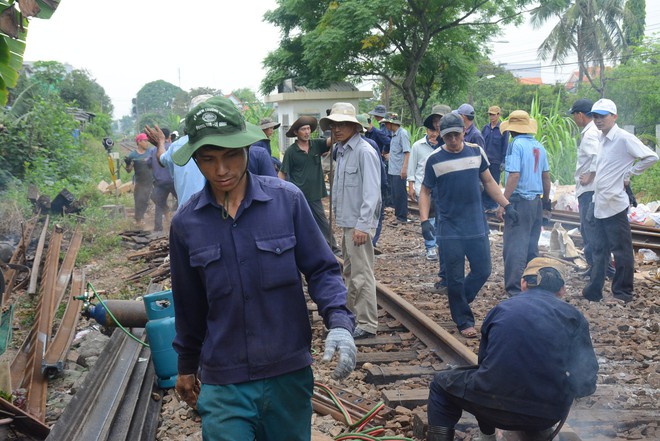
[500, 110, 538, 134]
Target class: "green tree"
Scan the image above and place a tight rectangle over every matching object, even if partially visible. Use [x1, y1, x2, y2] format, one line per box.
[605, 37, 660, 138]
[59, 69, 113, 115]
[0, 0, 61, 104]
[136, 80, 183, 115]
[231, 88, 259, 106]
[168, 86, 223, 119]
[623, 0, 645, 47]
[262, 0, 527, 126]
[531, 0, 629, 97]
[10, 62, 113, 117]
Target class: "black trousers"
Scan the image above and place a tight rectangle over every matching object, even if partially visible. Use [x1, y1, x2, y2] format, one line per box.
[151, 182, 177, 231]
[577, 191, 594, 266]
[482, 163, 501, 209]
[133, 181, 153, 222]
[503, 197, 543, 295]
[307, 199, 336, 249]
[582, 208, 635, 302]
[428, 378, 559, 434]
[390, 174, 408, 221]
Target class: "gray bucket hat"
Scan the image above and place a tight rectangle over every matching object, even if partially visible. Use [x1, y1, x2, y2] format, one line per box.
[368, 104, 387, 118]
[259, 117, 281, 130]
[423, 104, 452, 129]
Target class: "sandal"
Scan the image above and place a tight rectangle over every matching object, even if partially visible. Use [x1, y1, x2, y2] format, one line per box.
[460, 327, 478, 338]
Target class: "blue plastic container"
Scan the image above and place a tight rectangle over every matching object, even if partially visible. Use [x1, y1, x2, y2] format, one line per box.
[143, 290, 178, 388]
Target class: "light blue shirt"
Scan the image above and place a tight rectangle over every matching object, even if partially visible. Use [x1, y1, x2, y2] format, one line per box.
[159, 135, 206, 208]
[333, 133, 381, 232]
[504, 134, 549, 200]
[388, 127, 411, 175]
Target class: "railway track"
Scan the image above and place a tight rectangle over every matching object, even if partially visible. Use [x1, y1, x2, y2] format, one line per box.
[408, 203, 660, 252]
[308, 257, 583, 440]
[4, 205, 657, 440]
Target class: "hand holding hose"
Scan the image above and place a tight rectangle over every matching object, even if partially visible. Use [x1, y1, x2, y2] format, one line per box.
[322, 328, 356, 380]
[175, 373, 201, 409]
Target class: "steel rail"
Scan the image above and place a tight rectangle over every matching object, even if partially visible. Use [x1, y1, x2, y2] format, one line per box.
[1, 215, 39, 306]
[27, 216, 51, 296]
[26, 225, 63, 421]
[43, 268, 84, 377]
[45, 328, 146, 441]
[337, 254, 585, 440]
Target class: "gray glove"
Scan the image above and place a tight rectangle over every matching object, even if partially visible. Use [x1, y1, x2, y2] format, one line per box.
[322, 328, 356, 380]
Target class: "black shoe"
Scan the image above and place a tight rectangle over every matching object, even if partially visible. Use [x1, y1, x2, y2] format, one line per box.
[612, 293, 633, 303]
[352, 327, 376, 339]
[427, 426, 455, 441]
[582, 289, 602, 302]
[434, 279, 447, 290]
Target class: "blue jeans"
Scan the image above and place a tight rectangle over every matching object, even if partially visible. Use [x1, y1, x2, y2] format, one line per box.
[197, 367, 313, 441]
[438, 236, 491, 330]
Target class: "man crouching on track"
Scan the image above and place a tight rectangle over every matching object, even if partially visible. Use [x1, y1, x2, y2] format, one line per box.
[418, 113, 517, 339]
[168, 96, 357, 441]
[426, 258, 599, 441]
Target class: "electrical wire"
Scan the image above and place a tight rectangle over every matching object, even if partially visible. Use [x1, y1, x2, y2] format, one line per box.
[314, 383, 415, 441]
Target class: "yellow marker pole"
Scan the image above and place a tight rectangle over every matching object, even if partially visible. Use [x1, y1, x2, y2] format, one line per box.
[107, 156, 118, 199]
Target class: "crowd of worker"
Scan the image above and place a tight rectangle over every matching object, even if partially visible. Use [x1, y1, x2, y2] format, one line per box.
[123, 94, 656, 441]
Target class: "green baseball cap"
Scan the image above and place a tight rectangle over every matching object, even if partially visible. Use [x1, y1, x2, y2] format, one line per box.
[172, 96, 266, 166]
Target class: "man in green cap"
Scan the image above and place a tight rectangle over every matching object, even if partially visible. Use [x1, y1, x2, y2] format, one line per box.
[167, 96, 357, 440]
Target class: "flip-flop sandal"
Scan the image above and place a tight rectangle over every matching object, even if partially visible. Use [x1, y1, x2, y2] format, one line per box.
[460, 327, 478, 338]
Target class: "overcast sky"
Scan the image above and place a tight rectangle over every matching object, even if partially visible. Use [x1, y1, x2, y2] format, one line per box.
[23, 0, 660, 119]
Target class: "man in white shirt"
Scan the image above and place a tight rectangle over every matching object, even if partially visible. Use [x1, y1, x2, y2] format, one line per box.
[582, 99, 658, 303]
[568, 98, 600, 271]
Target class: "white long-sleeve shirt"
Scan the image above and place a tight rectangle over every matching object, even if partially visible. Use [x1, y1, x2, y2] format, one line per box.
[594, 124, 658, 218]
[407, 136, 436, 196]
[575, 121, 600, 197]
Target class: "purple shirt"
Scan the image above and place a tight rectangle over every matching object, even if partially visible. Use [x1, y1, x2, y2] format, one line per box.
[148, 145, 174, 185]
[170, 173, 354, 384]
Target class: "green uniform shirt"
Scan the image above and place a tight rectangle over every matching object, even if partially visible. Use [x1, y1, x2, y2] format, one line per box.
[281, 138, 329, 201]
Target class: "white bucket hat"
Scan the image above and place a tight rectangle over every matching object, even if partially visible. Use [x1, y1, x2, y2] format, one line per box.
[319, 102, 362, 132]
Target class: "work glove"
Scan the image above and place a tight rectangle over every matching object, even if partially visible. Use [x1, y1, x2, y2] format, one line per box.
[625, 184, 638, 207]
[504, 204, 519, 225]
[322, 328, 356, 380]
[421, 220, 435, 242]
[542, 198, 552, 212]
[585, 202, 595, 225]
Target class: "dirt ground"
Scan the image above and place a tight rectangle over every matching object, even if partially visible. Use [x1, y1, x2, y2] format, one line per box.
[3, 196, 659, 440]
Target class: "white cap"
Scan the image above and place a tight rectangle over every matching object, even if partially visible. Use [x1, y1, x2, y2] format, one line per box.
[189, 94, 214, 111]
[589, 98, 617, 116]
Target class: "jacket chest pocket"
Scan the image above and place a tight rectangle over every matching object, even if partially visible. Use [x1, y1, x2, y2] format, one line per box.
[255, 235, 300, 290]
[343, 166, 359, 187]
[189, 245, 232, 299]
